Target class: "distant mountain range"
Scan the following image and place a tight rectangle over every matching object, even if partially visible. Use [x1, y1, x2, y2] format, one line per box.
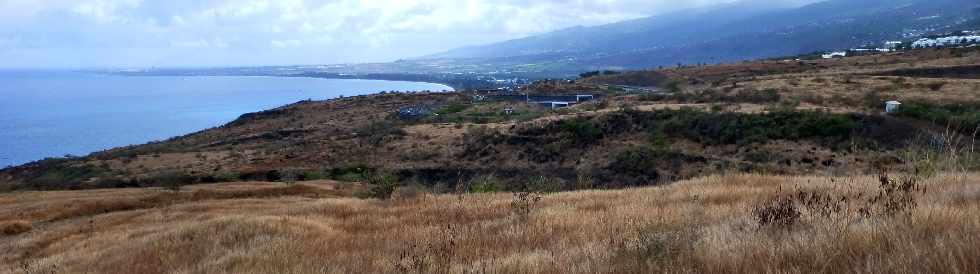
[415, 0, 980, 75]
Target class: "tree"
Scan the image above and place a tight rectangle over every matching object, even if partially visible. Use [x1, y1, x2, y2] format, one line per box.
[664, 79, 683, 93]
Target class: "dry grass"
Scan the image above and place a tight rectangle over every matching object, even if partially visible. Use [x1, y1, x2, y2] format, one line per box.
[1, 173, 978, 273]
[0, 221, 31, 236]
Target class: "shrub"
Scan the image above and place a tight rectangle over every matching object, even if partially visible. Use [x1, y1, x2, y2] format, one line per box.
[301, 170, 327, 181]
[663, 79, 683, 93]
[924, 81, 947, 91]
[752, 172, 924, 230]
[435, 103, 469, 115]
[648, 127, 669, 149]
[895, 101, 980, 134]
[356, 121, 407, 145]
[367, 173, 398, 200]
[650, 109, 859, 145]
[559, 119, 603, 145]
[468, 174, 503, 193]
[753, 196, 802, 228]
[326, 166, 374, 182]
[27, 161, 107, 190]
[608, 146, 670, 185]
[150, 171, 194, 192]
[265, 170, 283, 182]
[860, 172, 923, 217]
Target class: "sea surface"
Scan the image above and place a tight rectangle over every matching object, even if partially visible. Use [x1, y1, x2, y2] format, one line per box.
[0, 71, 452, 167]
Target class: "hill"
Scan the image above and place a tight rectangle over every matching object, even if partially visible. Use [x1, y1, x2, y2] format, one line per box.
[420, 0, 980, 73]
[2, 172, 979, 273]
[2, 38, 980, 274]
[2, 46, 979, 192]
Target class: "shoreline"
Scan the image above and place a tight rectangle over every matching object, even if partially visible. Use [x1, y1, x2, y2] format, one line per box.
[0, 75, 452, 169]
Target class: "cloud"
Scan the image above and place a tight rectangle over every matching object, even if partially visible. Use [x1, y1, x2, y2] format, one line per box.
[170, 38, 229, 48]
[0, 0, 818, 68]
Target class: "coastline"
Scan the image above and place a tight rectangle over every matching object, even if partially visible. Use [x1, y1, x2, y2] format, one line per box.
[106, 69, 492, 91]
[0, 74, 452, 168]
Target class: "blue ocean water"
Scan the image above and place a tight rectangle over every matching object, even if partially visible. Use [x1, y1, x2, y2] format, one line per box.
[0, 71, 451, 167]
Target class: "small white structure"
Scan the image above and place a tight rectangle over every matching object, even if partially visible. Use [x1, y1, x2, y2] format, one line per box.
[538, 101, 570, 109]
[822, 51, 847, 59]
[575, 95, 595, 102]
[885, 101, 902, 114]
[884, 41, 903, 50]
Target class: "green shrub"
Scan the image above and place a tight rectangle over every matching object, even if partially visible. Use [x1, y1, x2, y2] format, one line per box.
[648, 126, 669, 149]
[663, 79, 683, 93]
[326, 166, 375, 182]
[436, 103, 470, 115]
[650, 109, 859, 145]
[301, 170, 327, 181]
[152, 171, 194, 192]
[560, 119, 602, 145]
[608, 146, 669, 184]
[26, 160, 107, 189]
[367, 173, 398, 200]
[265, 170, 282, 182]
[895, 101, 980, 134]
[468, 175, 503, 193]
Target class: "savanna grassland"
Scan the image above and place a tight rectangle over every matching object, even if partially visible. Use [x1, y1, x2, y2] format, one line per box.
[5, 48, 980, 192]
[2, 173, 979, 273]
[2, 47, 980, 273]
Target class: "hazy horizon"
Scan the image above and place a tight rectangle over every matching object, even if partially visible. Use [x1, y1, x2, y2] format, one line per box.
[0, 0, 819, 69]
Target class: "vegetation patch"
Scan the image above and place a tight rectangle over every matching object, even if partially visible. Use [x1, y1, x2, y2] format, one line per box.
[356, 121, 407, 145]
[0, 220, 32, 236]
[607, 108, 863, 146]
[603, 146, 705, 186]
[895, 101, 980, 134]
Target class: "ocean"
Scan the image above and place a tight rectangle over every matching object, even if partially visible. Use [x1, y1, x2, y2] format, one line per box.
[0, 71, 451, 167]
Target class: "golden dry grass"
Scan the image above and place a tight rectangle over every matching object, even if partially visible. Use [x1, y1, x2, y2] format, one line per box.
[2, 174, 979, 273]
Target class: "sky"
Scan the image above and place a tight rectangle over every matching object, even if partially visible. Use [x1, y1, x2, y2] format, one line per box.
[0, 0, 814, 68]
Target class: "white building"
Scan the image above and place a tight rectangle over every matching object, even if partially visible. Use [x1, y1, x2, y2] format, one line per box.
[884, 41, 903, 49]
[912, 35, 980, 48]
[822, 51, 847, 59]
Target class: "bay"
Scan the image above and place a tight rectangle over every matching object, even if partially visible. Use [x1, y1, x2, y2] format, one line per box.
[0, 72, 451, 167]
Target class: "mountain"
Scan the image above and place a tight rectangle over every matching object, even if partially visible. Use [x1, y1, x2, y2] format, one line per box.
[419, 0, 980, 74]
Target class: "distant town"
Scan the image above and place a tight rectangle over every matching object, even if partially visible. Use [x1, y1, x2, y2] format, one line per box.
[818, 30, 980, 59]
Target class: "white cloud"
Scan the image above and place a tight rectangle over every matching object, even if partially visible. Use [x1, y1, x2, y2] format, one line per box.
[71, 0, 142, 23]
[270, 39, 302, 48]
[170, 38, 229, 48]
[0, 0, 818, 68]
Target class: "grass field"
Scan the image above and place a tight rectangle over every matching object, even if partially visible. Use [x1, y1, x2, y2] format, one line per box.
[2, 172, 978, 273]
[2, 47, 979, 273]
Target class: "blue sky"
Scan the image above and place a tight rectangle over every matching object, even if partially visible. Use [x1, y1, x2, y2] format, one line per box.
[0, 0, 814, 68]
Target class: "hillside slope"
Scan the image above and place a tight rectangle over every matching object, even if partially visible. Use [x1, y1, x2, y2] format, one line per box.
[2, 173, 979, 273]
[423, 0, 980, 71]
[2, 47, 979, 192]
